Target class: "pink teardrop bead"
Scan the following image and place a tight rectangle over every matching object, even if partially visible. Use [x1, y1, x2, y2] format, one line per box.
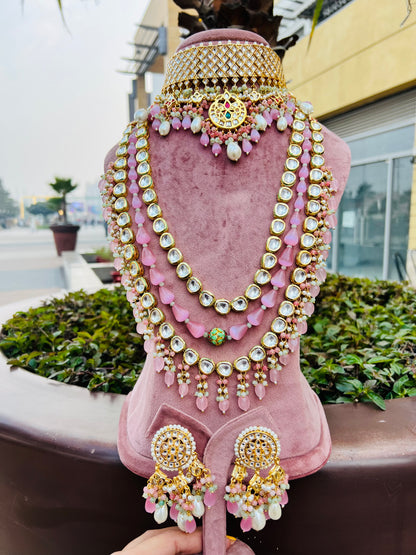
[304, 302, 315, 316]
[185, 517, 196, 534]
[152, 119, 161, 131]
[172, 304, 189, 322]
[303, 140, 312, 151]
[172, 117, 181, 130]
[145, 498, 156, 514]
[310, 285, 320, 297]
[141, 247, 156, 266]
[316, 268, 327, 282]
[303, 128, 312, 139]
[135, 211, 145, 224]
[230, 323, 248, 341]
[288, 337, 299, 352]
[263, 110, 273, 126]
[150, 268, 165, 285]
[287, 101, 295, 110]
[250, 129, 260, 143]
[242, 138, 252, 154]
[238, 396, 250, 412]
[128, 169, 138, 181]
[153, 357, 165, 373]
[164, 371, 175, 387]
[182, 115, 191, 130]
[129, 183, 139, 194]
[126, 290, 136, 302]
[241, 517, 252, 533]
[132, 196, 141, 209]
[271, 268, 286, 288]
[255, 383, 266, 400]
[136, 321, 148, 334]
[270, 108, 279, 120]
[290, 213, 301, 226]
[212, 143, 221, 157]
[279, 354, 289, 365]
[128, 133, 136, 143]
[200, 133, 209, 147]
[247, 307, 265, 326]
[196, 396, 208, 412]
[299, 166, 309, 178]
[137, 227, 151, 245]
[281, 490, 289, 505]
[170, 505, 179, 522]
[297, 320, 308, 335]
[204, 491, 217, 508]
[284, 228, 299, 246]
[285, 113, 293, 125]
[269, 368, 279, 384]
[150, 104, 160, 116]
[186, 320, 205, 338]
[179, 383, 189, 398]
[300, 152, 311, 164]
[327, 214, 337, 228]
[144, 338, 155, 354]
[261, 289, 277, 308]
[297, 181, 307, 193]
[278, 246, 295, 268]
[227, 501, 239, 515]
[127, 144, 136, 155]
[328, 197, 337, 210]
[160, 287, 175, 305]
[294, 196, 305, 210]
[322, 250, 329, 260]
[127, 156, 136, 168]
[219, 399, 230, 414]
[114, 257, 123, 270]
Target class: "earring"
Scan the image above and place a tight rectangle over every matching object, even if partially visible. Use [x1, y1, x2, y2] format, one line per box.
[143, 425, 217, 533]
[224, 426, 289, 532]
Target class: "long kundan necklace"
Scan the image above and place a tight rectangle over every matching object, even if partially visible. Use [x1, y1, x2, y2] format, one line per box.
[99, 41, 338, 415]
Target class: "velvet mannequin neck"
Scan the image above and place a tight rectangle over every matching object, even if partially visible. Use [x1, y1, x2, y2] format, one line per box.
[105, 28, 351, 555]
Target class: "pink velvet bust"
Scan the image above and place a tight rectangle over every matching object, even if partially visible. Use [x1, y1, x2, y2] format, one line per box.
[104, 29, 351, 555]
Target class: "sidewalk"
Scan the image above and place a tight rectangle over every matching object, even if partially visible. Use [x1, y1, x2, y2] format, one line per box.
[0, 226, 108, 307]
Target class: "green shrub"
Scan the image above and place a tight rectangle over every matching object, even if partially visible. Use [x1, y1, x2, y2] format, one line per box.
[0, 275, 415, 408]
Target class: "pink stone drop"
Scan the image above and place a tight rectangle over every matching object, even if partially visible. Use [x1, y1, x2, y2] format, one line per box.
[204, 491, 217, 508]
[179, 383, 189, 398]
[150, 268, 165, 285]
[152, 119, 161, 131]
[290, 213, 301, 226]
[310, 284, 320, 297]
[281, 490, 289, 506]
[322, 250, 329, 260]
[128, 156, 136, 168]
[300, 152, 311, 164]
[136, 321, 148, 334]
[150, 104, 160, 117]
[269, 368, 279, 384]
[294, 196, 305, 210]
[299, 166, 309, 178]
[250, 129, 260, 143]
[128, 169, 138, 181]
[154, 357, 165, 373]
[271, 268, 286, 288]
[144, 338, 155, 354]
[200, 133, 209, 147]
[227, 501, 239, 515]
[127, 143, 136, 155]
[145, 498, 156, 514]
[303, 140, 312, 151]
[241, 517, 252, 533]
[164, 371, 175, 387]
[172, 304, 189, 322]
[229, 323, 248, 341]
[288, 337, 299, 352]
[247, 307, 265, 326]
[170, 505, 179, 522]
[132, 196, 142, 209]
[284, 228, 299, 246]
[185, 517, 196, 534]
[114, 257, 123, 271]
[238, 396, 250, 412]
[297, 320, 308, 335]
[328, 197, 337, 210]
[212, 143, 221, 157]
[316, 268, 327, 282]
[196, 396, 209, 412]
[186, 320, 205, 339]
[261, 289, 277, 308]
[304, 302, 315, 316]
[279, 354, 289, 365]
[263, 110, 273, 126]
[331, 179, 339, 191]
[172, 117, 181, 130]
[137, 227, 151, 245]
[128, 133, 136, 143]
[129, 182, 139, 193]
[255, 383, 266, 400]
[303, 128, 312, 139]
[297, 181, 307, 193]
[160, 287, 175, 305]
[182, 115, 191, 130]
[135, 211, 145, 224]
[141, 247, 156, 266]
[270, 108, 279, 120]
[278, 246, 295, 268]
[242, 138, 252, 154]
[285, 113, 293, 125]
[219, 399, 230, 414]
[126, 290, 136, 302]
[121, 274, 129, 286]
[327, 214, 337, 228]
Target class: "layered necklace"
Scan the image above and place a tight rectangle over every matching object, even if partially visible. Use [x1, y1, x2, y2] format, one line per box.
[99, 41, 338, 415]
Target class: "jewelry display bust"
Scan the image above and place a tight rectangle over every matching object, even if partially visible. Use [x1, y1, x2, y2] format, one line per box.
[101, 28, 351, 555]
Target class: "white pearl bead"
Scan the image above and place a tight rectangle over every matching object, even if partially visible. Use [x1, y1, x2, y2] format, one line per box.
[191, 116, 202, 134]
[255, 114, 267, 131]
[159, 121, 171, 136]
[177, 511, 187, 531]
[268, 501, 282, 520]
[192, 499, 205, 518]
[277, 116, 288, 131]
[134, 108, 148, 122]
[300, 101, 313, 115]
[154, 503, 168, 524]
[227, 141, 242, 161]
[251, 508, 266, 531]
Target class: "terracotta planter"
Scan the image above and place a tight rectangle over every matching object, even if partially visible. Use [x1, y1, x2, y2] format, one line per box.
[49, 224, 80, 256]
[1, 298, 415, 555]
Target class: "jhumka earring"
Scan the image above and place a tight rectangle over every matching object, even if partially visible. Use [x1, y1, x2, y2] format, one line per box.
[143, 425, 217, 533]
[224, 426, 289, 532]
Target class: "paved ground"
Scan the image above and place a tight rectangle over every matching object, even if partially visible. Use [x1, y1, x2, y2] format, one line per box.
[0, 225, 108, 307]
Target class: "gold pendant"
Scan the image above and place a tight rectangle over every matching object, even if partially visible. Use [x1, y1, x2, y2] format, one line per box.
[208, 90, 247, 130]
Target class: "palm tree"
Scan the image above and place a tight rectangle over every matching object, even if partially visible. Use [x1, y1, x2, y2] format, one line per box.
[48, 177, 78, 224]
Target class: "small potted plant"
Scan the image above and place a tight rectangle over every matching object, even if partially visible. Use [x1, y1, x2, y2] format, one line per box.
[48, 177, 80, 255]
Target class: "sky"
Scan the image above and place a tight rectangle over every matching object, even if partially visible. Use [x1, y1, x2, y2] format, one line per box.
[0, 0, 150, 202]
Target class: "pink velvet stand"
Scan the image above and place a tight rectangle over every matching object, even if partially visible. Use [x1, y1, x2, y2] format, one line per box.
[105, 29, 351, 555]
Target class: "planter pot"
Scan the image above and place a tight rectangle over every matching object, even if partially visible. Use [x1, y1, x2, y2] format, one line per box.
[49, 224, 80, 256]
[1, 298, 415, 555]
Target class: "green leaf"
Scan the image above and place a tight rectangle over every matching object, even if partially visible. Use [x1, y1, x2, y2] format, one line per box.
[366, 391, 386, 410]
